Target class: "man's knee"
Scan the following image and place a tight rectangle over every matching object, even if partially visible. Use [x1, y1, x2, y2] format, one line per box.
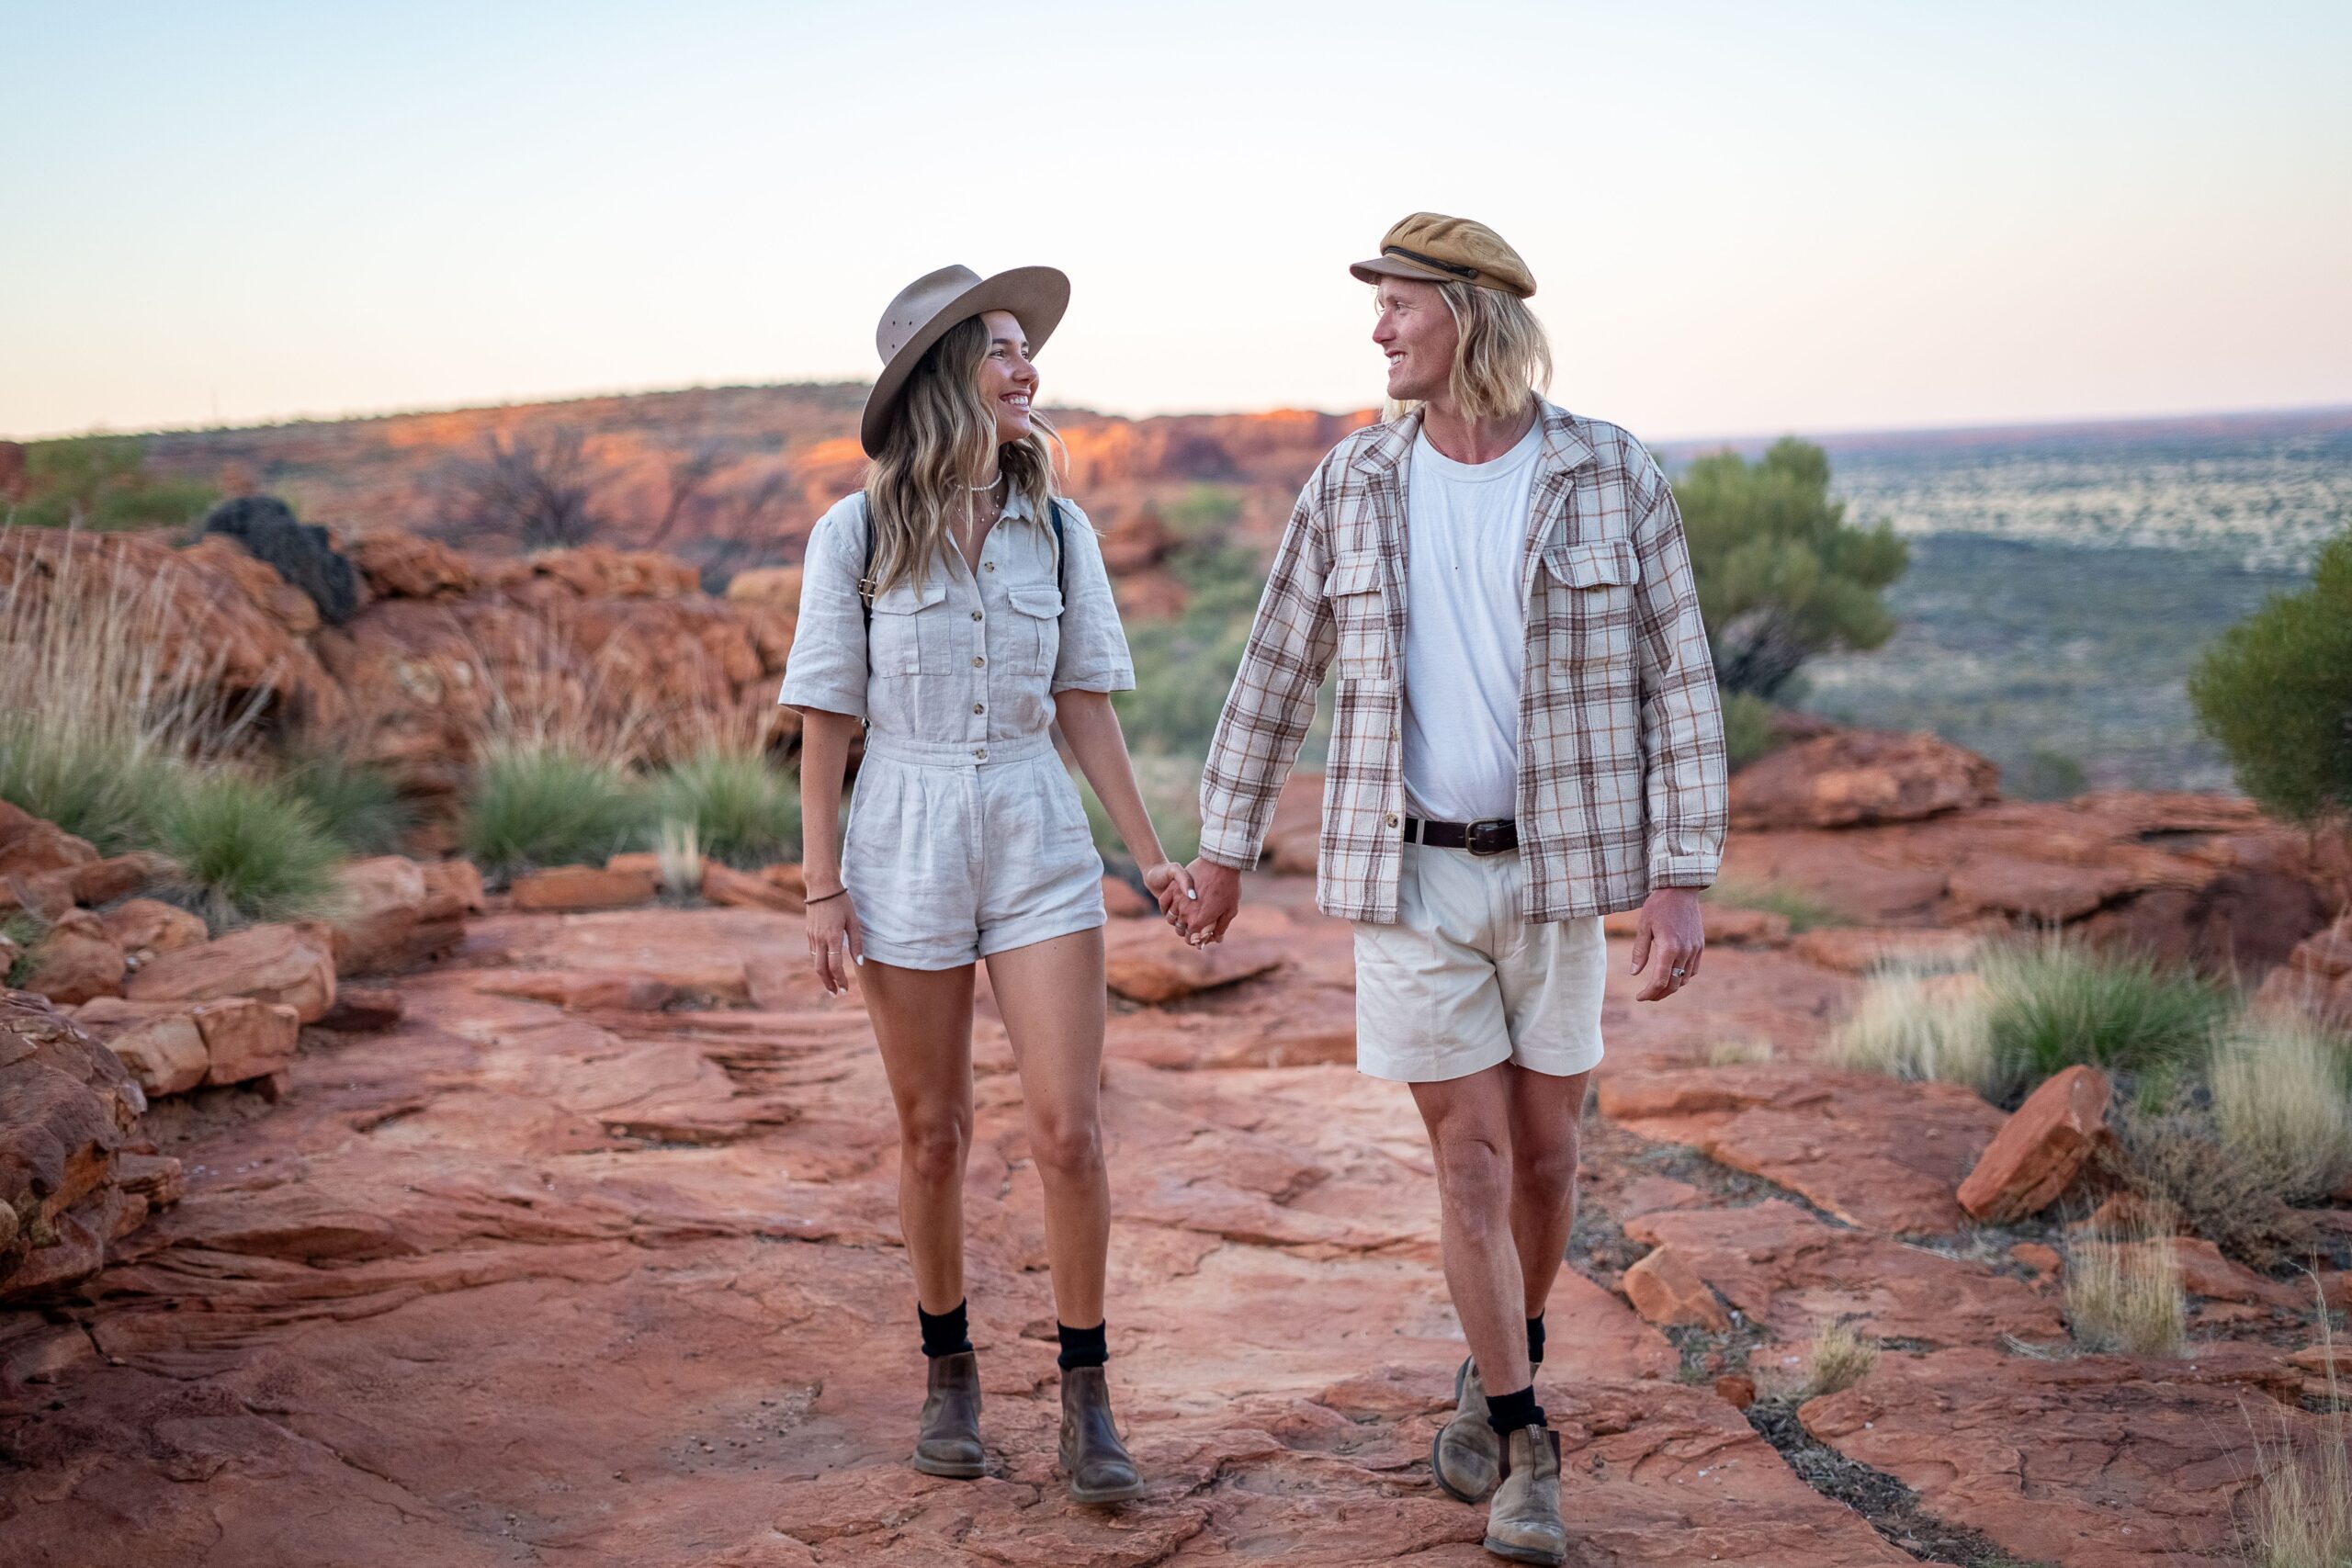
[1513, 1127, 1580, 1199]
[1433, 1127, 1511, 1213]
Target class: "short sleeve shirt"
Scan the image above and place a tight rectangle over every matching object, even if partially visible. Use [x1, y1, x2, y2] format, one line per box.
[776, 490, 1135, 746]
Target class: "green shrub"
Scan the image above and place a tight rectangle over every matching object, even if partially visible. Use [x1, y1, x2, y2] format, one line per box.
[154, 771, 341, 927]
[1704, 876, 1846, 932]
[2188, 529, 2352, 824]
[1980, 939, 2231, 1096]
[0, 719, 183, 853]
[1721, 691, 1781, 772]
[3, 913, 40, 987]
[1077, 754, 1202, 870]
[7, 436, 218, 532]
[461, 745, 647, 878]
[277, 752, 414, 857]
[650, 750, 798, 868]
[1674, 437, 1909, 700]
[2014, 747, 2088, 802]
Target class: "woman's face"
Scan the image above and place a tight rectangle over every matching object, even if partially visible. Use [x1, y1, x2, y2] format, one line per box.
[974, 309, 1038, 446]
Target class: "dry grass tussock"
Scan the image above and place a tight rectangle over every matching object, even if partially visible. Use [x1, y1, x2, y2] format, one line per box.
[2108, 1112, 2320, 1271]
[2064, 1222, 2187, 1358]
[654, 818, 703, 897]
[1706, 1039, 1776, 1067]
[1802, 1322, 1879, 1398]
[1826, 965, 2001, 1098]
[2209, 1010, 2352, 1203]
[2241, 1279, 2349, 1568]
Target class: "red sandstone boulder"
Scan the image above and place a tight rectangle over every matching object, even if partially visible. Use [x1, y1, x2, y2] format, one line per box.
[98, 899, 209, 963]
[0, 990, 150, 1303]
[700, 861, 800, 913]
[326, 855, 468, 975]
[193, 997, 302, 1085]
[724, 564, 801, 607]
[1101, 875, 1152, 918]
[1731, 728, 1999, 830]
[1957, 1065, 2112, 1224]
[1621, 1244, 1731, 1330]
[70, 851, 174, 908]
[511, 864, 658, 912]
[1103, 908, 1287, 1004]
[2256, 908, 2352, 1028]
[69, 998, 211, 1096]
[421, 858, 487, 914]
[1791, 926, 1979, 975]
[345, 528, 471, 599]
[21, 910, 128, 1005]
[128, 923, 337, 1023]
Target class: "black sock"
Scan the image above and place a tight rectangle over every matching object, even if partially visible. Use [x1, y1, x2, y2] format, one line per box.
[918, 1300, 972, 1359]
[1527, 1314, 1546, 1369]
[1486, 1384, 1544, 1436]
[1056, 1320, 1108, 1371]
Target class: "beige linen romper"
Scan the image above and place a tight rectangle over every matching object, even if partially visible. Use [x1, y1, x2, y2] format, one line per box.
[778, 491, 1136, 969]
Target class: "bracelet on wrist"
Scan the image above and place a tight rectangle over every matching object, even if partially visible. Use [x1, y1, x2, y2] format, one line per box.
[805, 886, 849, 906]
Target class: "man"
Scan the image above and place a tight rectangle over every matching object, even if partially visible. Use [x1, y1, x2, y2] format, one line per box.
[1183, 213, 1726, 1565]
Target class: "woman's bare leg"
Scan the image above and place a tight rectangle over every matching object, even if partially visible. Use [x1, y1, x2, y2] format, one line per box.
[860, 959, 978, 1314]
[984, 928, 1111, 1327]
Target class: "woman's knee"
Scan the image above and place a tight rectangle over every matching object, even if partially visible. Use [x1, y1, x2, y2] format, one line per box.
[899, 1108, 971, 1185]
[1027, 1110, 1103, 1183]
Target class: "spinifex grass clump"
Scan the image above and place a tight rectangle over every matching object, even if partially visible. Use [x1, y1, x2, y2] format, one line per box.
[2242, 1280, 2350, 1568]
[1827, 966, 2002, 1098]
[277, 751, 414, 857]
[651, 749, 798, 869]
[2209, 1012, 2352, 1203]
[1980, 938, 2232, 1097]
[460, 744, 648, 882]
[2063, 1227, 2186, 1358]
[155, 771, 341, 928]
[1801, 1322, 1879, 1398]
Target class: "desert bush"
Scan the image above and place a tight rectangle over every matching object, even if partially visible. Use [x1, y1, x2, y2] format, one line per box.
[2209, 1013, 2352, 1203]
[651, 750, 798, 868]
[1801, 1322, 1879, 1398]
[1828, 968, 2002, 1098]
[1674, 437, 1909, 700]
[441, 427, 607, 549]
[2107, 1111, 2317, 1271]
[461, 745, 648, 880]
[0, 721, 185, 854]
[3, 913, 40, 987]
[6, 436, 217, 532]
[2242, 1280, 2350, 1568]
[2188, 528, 2352, 825]
[154, 771, 341, 928]
[1980, 938, 2232, 1095]
[1721, 691, 1781, 772]
[277, 752, 413, 857]
[2064, 1233, 2185, 1357]
[1078, 753, 1202, 870]
[1705, 876, 1845, 932]
[2013, 746, 2088, 802]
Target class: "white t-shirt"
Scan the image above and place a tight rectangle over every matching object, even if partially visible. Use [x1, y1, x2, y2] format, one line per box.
[1400, 417, 1544, 823]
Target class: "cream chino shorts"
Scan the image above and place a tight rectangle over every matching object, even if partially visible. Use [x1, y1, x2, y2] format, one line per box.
[1351, 840, 1607, 1083]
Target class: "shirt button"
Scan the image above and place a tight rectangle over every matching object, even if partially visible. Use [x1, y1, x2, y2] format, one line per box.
[972, 703, 984, 715]
[984, 560, 996, 571]
[972, 655, 985, 667]
[971, 610, 983, 622]
[1385, 813, 1399, 828]
[975, 748, 988, 761]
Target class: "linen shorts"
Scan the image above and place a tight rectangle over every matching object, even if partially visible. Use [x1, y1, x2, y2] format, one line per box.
[1351, 840, 1607, 1083]
[842, 730, 1106, 971]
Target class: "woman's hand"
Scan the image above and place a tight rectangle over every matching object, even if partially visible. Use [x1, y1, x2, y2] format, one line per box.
[1141, 860, 1200, 942]
[807, 887, 865, 996]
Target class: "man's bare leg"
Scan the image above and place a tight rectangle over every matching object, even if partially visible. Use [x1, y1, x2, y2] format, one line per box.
[1410, 1064, 1532, 1400]
[1505, 1065, 1590, 1344]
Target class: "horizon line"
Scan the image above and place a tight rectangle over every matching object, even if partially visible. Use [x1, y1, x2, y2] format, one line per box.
[9, 383, 2349, 454]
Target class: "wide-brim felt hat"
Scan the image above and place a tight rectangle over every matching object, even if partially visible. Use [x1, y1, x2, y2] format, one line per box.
[859, 264, 1070, 457]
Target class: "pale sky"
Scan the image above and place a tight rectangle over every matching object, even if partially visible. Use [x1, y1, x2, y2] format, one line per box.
[6, 1, 2348, 441]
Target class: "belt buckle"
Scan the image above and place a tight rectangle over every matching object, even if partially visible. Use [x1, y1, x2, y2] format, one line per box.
[1465, 818, 1512, 857]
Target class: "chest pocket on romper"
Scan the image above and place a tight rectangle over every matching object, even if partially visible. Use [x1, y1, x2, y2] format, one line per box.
[1001, 583, 1063, 677]
[868, 573, 949, 675]
[1541, 539, 1638, 670]
[1325, 555, 1391, 682]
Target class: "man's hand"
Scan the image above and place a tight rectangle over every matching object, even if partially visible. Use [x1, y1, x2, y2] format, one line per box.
[1184, 858, 1243, 946]
[1629, 887, 1705, 1002]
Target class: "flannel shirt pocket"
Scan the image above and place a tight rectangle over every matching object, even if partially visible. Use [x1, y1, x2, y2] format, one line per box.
[1543, 539, 1638, 670]
[869, 573, 950, 675]
[1325, 555, 1391, 682]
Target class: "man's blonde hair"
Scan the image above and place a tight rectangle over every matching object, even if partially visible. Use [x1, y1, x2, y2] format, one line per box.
[1385, 279, 1554, 423]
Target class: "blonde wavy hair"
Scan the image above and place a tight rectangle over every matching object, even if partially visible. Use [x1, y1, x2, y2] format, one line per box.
[864, 315, 1061, 600]
[1382, 279, 1554, 423]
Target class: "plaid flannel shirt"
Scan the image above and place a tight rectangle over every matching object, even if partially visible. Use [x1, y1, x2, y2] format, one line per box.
[1197, 402, 1727, 924]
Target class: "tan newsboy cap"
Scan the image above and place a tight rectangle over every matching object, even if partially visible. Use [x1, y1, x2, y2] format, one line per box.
[1350, 212, 1536, 299]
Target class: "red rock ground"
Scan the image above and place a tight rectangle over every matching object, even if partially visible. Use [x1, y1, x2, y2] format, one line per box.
[2, 874, 2341, 1567]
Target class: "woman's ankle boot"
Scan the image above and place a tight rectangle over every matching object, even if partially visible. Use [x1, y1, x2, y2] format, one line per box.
[1057, 1365, 1144, 1504]
[910, 1350, 985, 1477]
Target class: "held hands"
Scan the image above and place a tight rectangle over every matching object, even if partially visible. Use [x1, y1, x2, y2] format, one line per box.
[1174, 858, 1242, 947]
[1141, 859, 1199, 931]
[1628, 886, 1705, 1002]
[805, 885, 864, 996]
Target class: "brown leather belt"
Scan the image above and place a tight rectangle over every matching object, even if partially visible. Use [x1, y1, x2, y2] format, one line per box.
[1403, 817, 1519, 855]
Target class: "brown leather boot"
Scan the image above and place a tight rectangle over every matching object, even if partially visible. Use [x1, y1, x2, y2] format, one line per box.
[1483, 1424, 1566, 1565]
[1057, 1365, 1144, 1505]
[1431, 1356, 1501, 1502]
[910, 1350, 985, 1478]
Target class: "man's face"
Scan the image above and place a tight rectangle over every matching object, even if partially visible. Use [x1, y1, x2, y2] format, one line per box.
[1371, 277, 1456, 404]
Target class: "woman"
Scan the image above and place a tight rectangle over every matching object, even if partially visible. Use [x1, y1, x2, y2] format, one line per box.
[778, 264, 1192, 1505]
